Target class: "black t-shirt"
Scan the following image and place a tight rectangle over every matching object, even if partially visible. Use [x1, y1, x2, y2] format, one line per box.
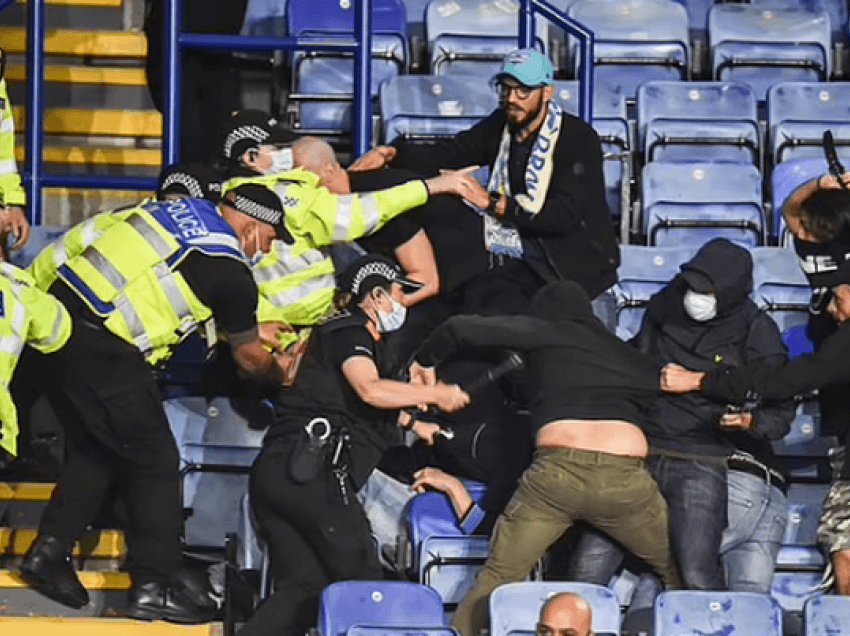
[350, 168, 423, 256]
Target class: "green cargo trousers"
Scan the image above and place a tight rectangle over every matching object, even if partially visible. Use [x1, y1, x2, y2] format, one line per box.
[452, 446, 682, 636]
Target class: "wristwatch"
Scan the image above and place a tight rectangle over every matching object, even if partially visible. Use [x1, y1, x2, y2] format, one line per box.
[486, 191, 501, 215]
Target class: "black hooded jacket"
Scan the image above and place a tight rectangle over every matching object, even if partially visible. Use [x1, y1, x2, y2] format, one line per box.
[637, 239, 794, 457]
[414, 281, 662, 434]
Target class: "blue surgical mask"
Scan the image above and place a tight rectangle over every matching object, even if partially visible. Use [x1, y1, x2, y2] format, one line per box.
[683, 289, 717, 322]
[375, 296, 407, 333]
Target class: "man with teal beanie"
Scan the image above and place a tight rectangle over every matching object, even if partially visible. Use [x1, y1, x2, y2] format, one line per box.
[350, 49, 619, 327]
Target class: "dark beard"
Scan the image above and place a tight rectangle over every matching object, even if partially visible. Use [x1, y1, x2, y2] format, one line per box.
[506, 98, 544, 135]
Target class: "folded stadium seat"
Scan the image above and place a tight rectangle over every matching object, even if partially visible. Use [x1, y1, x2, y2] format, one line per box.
[403, 484, 491, 607]
[164, 396, 267, 552]
[654, 590, 783, 636]
[241, 0, 287, 37]
[641, 161, 765, 248]
[488, 582, 622, 636]
[425, 0, 548, 77]
[766, 82, 850, 168]
[287, 0, 408, 133]
[747, 0, 849, 65]
[770, 158, 829, 246]
[775, 483, 830, 574]
[317, 580, 448, 636]
[613, 245, 698, 341]
[379, 74, 499, 143]
[566, 0, 690, 102]
[771, 570, 825, 615]
[804, 595, 850, 636]
[750, 246, 813, 333]
[637, 80, 761, 166]
[552, 80, 632, 239]
[708, 4, 831, 102]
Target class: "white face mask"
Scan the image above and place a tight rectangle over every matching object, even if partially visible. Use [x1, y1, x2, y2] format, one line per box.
[243, 229, 265, 267]
[683, 289, 718, 322]
[264, 147, 293, 174]
[375, 295, 407, 333]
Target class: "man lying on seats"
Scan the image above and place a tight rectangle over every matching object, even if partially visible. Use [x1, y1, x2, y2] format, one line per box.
[662, 261, 850, 596]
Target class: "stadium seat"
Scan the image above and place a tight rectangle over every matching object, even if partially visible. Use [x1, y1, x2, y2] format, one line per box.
[804, 595, 850, 636]
[771, 571, 824, 614]
[7, 224, 69, 269]
[403, 484, 489, 606]
[770, 158, 829, 245]
[489, 582, 621, 636]
[241, 0, 287, 37]
[641, 162, 764, 248]
[767, 82, 850, 166]
[775, 483, 830, 571]
[750, 246, 813, 333]
[637, 80, 760, 165]
[379, 74, 498, 143]
[287, 0, 408, 132]
[567, 0, 690, 100]
[708, 4, 831, 102]
[425, 0, 547, 77]
[747, 0, 849, 51]
[613, 245, 698, 341]
[552, 80, 631, 232]
[317, 580, 447, 636]
[654, 590, 783, 636]
[164, 396, 266, 550]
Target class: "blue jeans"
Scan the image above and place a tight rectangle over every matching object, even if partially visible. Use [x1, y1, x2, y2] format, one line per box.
[721, 469, 788, 593]
[568, 454, 727, 590]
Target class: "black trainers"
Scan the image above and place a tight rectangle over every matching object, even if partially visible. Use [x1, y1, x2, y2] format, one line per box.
[19, 534, 89, 609]
[125, 581, 216, 624]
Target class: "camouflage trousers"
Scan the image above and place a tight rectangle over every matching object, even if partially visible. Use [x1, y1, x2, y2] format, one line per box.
[817, 479, 850, 588]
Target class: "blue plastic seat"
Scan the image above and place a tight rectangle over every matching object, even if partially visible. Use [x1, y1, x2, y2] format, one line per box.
[641, 162, 764, 247]
[567, 0, 690, 100]
[747, 0, 848, 48]
[613, 245, 698, 341]
[775, 483, 830, 571]
[767, 82, 850, 166]
[804, 595, 850, 636]
[164, 396, 266, 549]
[489, 582, 622, 636]
[287, 0, 408, 132]
[404, 485, 489, 606]
[709, 4, 831, 102]
[425, 0, 548, 77]
[241, 0, 287, 37]
[317, 580, 447, 636]
[7, 224, 69, 269]
[379, 74, 498, 143]
[637, 80, 760, 165]
[750, 246, 813, 333]
[771, 158, 829, 245]
[655, 590, 783, 636]
[771, 571, 824, 614]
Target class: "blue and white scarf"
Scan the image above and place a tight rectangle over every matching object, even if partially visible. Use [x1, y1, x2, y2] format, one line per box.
[482, 99, 563, 258]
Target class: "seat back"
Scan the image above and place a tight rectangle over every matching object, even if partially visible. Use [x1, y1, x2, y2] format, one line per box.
[613, 245, 697, 340]
[804, 595, 850, 636]
[379, 74, 498, 143]
[767, 83, 850, 166]
[318, 580, 446, 636]
[642, 162, 764, 247]
[775, 483, 829, 570]
[709, 5, 831, 101]
[637, 80, 760, 164]
[489, 582, 622, 636]
[655, 590, 783, 636]
[567, 0, 690, 99]
[770, 158, 829, 244]
[750, 246, 813, 333]
[771, 571, 824, 613]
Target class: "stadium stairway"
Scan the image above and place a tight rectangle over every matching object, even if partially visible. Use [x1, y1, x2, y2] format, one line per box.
[0, 0, 158, 225]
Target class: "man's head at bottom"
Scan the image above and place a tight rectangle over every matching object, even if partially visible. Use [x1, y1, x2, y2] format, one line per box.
[535, 592, 593, 636]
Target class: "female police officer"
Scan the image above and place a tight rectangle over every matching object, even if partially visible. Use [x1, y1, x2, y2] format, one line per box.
[238, 253, 469, 636]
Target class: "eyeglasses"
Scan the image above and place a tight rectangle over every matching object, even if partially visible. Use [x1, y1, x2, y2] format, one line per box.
[497, 81, 537, 100]
[535, 623, 587, 636]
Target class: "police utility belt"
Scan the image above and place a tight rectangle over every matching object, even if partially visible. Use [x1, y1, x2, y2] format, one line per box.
[289, 417, 353, 505]
[727, 450, 787, 496]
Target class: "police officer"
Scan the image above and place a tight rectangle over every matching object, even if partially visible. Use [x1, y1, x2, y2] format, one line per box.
[0, 262, 70, 469]
[239, 254, 470, 636]
[19, 186, 293, 622]
[0, 49, 30, 253]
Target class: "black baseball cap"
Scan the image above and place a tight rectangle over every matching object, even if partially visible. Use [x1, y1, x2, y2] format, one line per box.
[339, 254, 423, 301]
[220, 110, 298, 161]
[156, 162, 223, 203]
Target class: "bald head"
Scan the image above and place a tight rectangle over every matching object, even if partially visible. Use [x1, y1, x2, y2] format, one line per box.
[292, 137, 350, 194]
[537, 592, 593, 636]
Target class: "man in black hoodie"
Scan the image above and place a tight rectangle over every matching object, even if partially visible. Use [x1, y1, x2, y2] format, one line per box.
[410, 280, 680, 636]
[570, 239, 793, 599]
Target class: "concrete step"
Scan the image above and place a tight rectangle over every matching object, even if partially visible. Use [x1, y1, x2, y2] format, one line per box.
[6, 63, 147, 86]
[19, 0, 123, 6]
[38, 188, 152, 226]
[12, 106, 161, 137]
[15, 144, 162, 168]
[0, 528, 127, 559]
[0, 27, 146, 58]
[0, 4, 124, 30]
[0, 569, 130, 617]
[0, 483, 54, 529]
[0, 617, 218, 635]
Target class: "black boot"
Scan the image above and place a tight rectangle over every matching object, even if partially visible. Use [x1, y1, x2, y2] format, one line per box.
[19, 534, 89, 609]
[125, 581, 216, 624]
